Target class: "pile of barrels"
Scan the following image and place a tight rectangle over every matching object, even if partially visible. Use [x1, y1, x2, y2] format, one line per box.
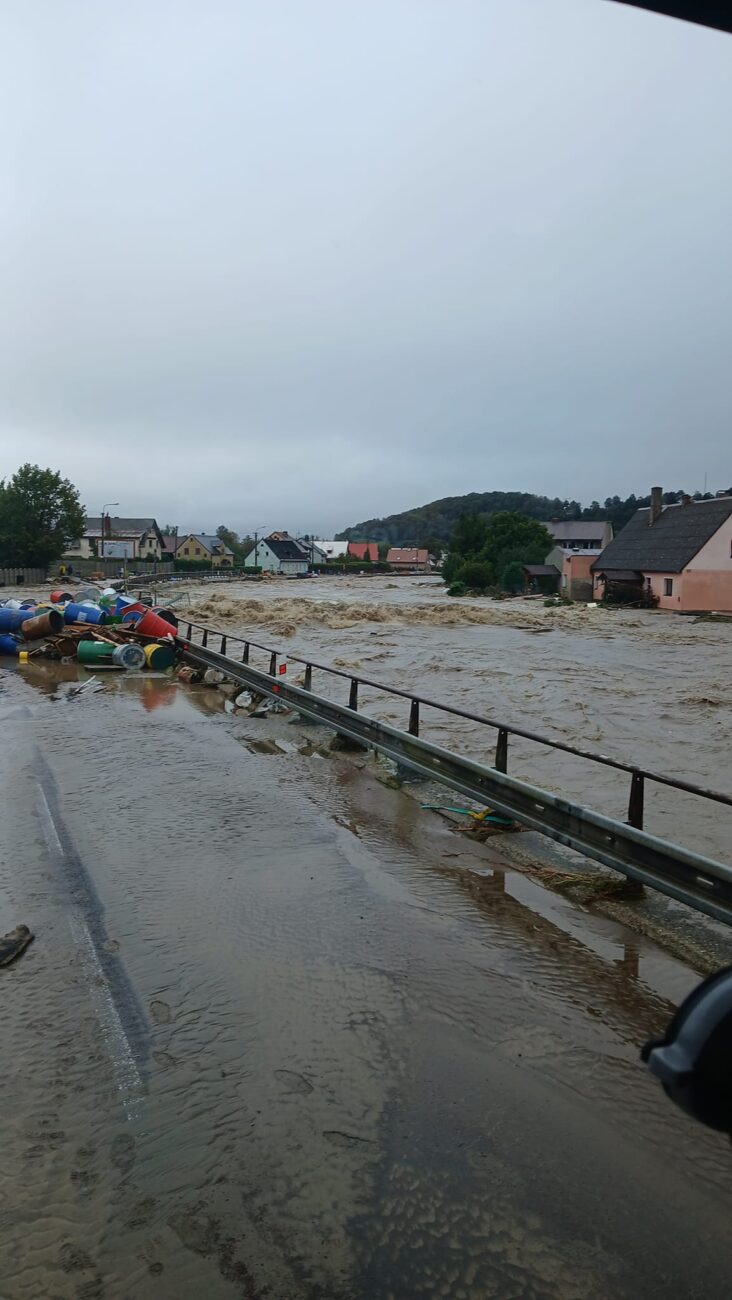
[0, 588, 179, 672]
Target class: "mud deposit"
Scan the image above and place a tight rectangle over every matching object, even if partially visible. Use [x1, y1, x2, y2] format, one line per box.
[2, 655, 732, 1298]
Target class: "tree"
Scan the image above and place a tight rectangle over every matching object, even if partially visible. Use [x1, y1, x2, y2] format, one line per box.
[161, 523, 177, 535]
[0, 464, 85, 569]
[377, 541, 390, 562]
[216, 525, 240, 551]
[501, 560, 526, 593]
[444, 511, 553, 596]
[480, 513, 554, 575]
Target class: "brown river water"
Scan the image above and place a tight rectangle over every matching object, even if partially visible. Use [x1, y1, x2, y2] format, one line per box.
[180, 574, 732, 866]
[2, 578, 732, 1297]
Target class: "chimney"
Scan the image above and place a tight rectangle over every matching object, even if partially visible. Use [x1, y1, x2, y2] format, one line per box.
[649, 486, 663, 525]
[681, 493, 692, 507]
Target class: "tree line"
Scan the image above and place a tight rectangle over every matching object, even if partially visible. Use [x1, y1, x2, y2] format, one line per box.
[338, 487, 732, 548]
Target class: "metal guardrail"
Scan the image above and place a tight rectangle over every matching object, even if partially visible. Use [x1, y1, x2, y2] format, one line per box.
[179, 617, 732, 829]
[180, 630, 732, 928]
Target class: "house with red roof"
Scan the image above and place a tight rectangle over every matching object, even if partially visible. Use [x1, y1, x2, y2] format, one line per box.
[386, 547, 431, 573]
[347, 541, 379, 563]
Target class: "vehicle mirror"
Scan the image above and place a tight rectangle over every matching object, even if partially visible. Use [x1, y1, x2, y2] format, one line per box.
[642, 966, 732, 1133]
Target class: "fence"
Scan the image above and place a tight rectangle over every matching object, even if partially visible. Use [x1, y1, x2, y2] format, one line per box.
[177, 614, 732, 926]
[0, 567, 48, 586]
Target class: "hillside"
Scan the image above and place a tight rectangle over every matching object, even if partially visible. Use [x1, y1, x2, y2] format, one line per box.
[336, 488, 720, 545]
[337, 491, 584, 545]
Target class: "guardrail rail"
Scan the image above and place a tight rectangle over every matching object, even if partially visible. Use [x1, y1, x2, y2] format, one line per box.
[178, 617, 732, 927]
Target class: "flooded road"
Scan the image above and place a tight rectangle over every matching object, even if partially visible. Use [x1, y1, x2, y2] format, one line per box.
[2, 656, 732, 1298]
[180, 575, 732, 866]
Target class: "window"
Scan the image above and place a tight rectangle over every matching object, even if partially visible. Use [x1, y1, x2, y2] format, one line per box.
[195, 546, 201, 555]
[664, 578, 673, 596]
[183, 547, 189, 556]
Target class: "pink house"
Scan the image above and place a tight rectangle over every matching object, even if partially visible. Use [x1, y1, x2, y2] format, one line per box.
[591, 489, 732, 612]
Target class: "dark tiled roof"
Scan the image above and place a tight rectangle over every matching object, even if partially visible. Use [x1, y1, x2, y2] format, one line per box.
[266, 537, 308, 561]
[189, 534, 234, 555]
[524, 564, 560, 576]
[591, 498, 732, 575]
[86, 516, 159, 537]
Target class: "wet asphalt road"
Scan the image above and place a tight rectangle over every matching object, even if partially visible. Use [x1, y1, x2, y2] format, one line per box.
[1, 662, 732, 1299]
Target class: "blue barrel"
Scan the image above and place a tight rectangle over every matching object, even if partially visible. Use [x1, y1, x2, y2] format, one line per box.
[19, 600, 37, 609]
[0, 608, 33, 632]
[0, 633, 21, 655]
[121, 609, 143, 623]
[64, 602, 108, 626]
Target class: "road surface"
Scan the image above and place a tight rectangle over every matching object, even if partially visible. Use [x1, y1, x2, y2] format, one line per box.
[1, 661, 731, 1299]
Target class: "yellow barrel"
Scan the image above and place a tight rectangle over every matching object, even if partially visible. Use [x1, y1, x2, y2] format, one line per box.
[144, 642, 176, 670]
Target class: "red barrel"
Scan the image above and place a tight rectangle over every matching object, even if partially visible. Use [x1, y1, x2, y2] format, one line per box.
[50, 590, 73, 603]
[152, 606, 178, 629]
[135, 608, 178, 640]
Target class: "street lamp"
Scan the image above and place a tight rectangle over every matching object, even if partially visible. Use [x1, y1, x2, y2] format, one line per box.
[100, 503, 119, 559]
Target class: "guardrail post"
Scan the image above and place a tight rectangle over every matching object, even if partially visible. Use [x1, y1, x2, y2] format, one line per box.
[186, 623, 192, 639]
[495, 728, 508, 773]
[304, 664, 312, 691]
[408, 699, 420, 736]
[349, 679, 359, 711]
[628, 772, 645, 829]
[269, 651, 277, 676]
[202, 628, 208, 648]
[220, 635, 227, 655]
[624, 773, 646, 896]
[242, 642, 249, 664]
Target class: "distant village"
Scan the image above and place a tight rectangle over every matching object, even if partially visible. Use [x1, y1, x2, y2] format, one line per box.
[63, 520, 435, 576]
[61, 486, 732, 614]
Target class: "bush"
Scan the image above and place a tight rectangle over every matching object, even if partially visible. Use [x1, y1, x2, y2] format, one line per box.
[447, 580, 467, 597]
[454, 559, 495, 593]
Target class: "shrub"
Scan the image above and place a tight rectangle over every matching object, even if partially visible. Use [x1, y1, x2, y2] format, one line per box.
[454, 559, 495, 593]
[447, 579, 467, 597]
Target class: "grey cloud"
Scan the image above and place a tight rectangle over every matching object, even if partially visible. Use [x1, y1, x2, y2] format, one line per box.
[1, 0, 730, 535]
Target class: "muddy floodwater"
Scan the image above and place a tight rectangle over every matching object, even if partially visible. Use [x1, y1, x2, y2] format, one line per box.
[181, 575, 732, 865]
[2, 618, 732, 1298]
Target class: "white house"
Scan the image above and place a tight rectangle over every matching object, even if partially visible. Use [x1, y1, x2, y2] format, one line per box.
[317, 540, 349, 560]
[244, 536, 309, 575]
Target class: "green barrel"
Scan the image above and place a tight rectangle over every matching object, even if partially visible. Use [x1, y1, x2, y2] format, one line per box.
[144, 642, 176, 670]
[77, 640, 114, 664]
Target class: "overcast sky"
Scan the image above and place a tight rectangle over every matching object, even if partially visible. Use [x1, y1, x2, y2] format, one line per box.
[1, 2, 730, 536]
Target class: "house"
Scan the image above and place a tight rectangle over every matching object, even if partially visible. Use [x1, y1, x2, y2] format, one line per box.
[542, 520, 613, 551]
[295, 537, 328, 564]
[318, 541, 349, 560]
[522, 563, 561, 593]
[65, 516, 165, 560]
[161, 535, 178, 559]
[546, 546, 603, 601]
[244, 536, 309, 575]
[176, 533, 235, 566]
[591, 488, 732, 612]
[347, 542, 379, 563]
[386, 547, 431, 573]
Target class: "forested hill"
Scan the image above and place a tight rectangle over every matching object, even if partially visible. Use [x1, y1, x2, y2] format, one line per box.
[336, 488, 722, 546]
